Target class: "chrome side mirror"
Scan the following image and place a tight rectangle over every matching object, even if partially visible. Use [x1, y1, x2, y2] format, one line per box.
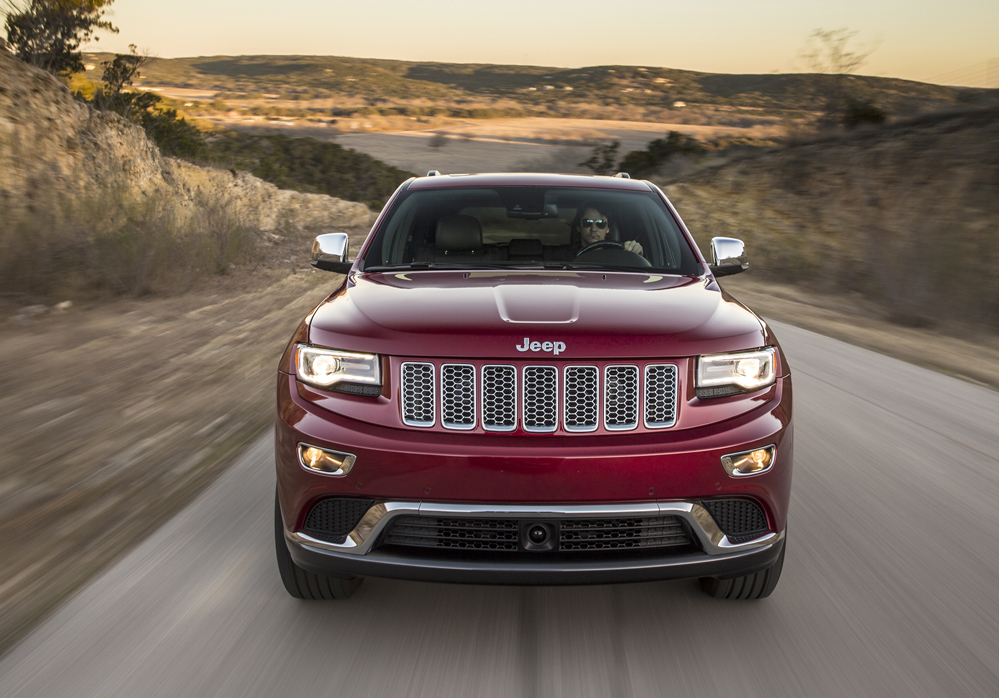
[709, 237, 748, 277]
[310, 233, 352, 274]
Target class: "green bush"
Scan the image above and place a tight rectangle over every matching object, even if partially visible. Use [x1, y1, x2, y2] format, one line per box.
[202, 132, 415, 209]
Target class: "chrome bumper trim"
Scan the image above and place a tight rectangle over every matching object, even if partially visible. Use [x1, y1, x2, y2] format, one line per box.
[286, 500, 783, 557]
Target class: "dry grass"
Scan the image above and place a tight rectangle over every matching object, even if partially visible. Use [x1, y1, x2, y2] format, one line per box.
[0, 185, 261, 302]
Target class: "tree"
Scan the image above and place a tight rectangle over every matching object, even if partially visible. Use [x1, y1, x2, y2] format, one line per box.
[79, 44, 205, 158]
[798, 28, 885, 128]
[579, 141, 620, 175]
[618, 132, 705, 179]
[428, 132, 448, 150]
[3, 0, 117, 77]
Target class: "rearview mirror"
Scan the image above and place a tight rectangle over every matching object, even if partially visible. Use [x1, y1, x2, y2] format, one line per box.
[709, 237, 748, 277]
[311, 233, 352, 274]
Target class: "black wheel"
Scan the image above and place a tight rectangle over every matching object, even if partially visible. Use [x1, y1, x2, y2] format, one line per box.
[699, 536, 785, 600]
[274, 489, 364, 600]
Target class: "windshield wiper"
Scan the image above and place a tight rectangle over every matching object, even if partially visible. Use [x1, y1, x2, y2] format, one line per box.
[363, 262, 517, 272]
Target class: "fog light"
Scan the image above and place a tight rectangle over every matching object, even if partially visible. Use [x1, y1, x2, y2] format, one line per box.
[721, 445, 775, 477]
[298, 444, 356, 476]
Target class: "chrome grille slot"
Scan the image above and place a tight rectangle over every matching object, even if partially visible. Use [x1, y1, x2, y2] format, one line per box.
[401, 362, 435, 427]
[644, 364, 678, 428]
[522, 366, 558, 432]
[482, 365, 517, 431]
[563, 366, 598, 432]
[604, 365, 639, 430]
[441, 364, 476, 430]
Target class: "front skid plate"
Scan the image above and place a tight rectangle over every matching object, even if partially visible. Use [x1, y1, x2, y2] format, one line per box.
[287, 536, 785, 586]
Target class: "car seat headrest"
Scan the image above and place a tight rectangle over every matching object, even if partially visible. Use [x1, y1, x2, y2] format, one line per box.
[436, 215, 482, 251]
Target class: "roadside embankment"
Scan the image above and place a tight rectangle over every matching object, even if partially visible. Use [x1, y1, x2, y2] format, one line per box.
[0, 52, 375, 655]
[662, 108, 999, 336]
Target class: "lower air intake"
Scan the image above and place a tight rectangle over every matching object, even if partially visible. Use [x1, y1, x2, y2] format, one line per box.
[381, 515, 691, 552]
[302, 497, 375, 544]
[559, 516, 689, 550]
[701, 498, 768, 542]
[385, 516, 520, 551]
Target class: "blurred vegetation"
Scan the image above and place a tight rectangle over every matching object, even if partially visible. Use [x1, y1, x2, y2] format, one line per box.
[0, 185, 259, 299]
[201, 131, 415, 209]
[660, 107, 999, 334]
[619, 131, 708, 178]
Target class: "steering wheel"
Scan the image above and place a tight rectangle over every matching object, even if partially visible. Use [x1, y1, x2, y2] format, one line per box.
[576, 240, 624, 255]
[573, 239, 650, 267]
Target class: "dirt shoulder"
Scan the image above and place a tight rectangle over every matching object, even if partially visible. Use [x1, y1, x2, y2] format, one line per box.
[721, 275, 999, 390]
[0, 225, 370, 657]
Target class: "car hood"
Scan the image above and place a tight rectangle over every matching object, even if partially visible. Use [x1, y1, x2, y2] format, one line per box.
[308, 270, 766, 359]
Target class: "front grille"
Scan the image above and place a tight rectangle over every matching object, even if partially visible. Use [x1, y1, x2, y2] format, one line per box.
[303, 497, 375, 544]
[401, 362, 435, 427]
[563, 366, 598, 432]
[522, 366, 558, 432]
[380, 515, 691, 553]
[400, 361, 678, 433]
[644, 364, 678, 428]
[441, 364, 476, 429]
[604, 365, 639, 430]
[482, 365, 517, 431]
[702, 498, 768, 542]
[383, 516, 520, 551]
[560, 517, 689, 550]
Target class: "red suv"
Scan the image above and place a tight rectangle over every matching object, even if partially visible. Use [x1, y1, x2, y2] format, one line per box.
[275, 173, 792, 600]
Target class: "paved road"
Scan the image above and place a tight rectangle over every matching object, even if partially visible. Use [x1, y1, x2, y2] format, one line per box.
[2, 321, 998, 698]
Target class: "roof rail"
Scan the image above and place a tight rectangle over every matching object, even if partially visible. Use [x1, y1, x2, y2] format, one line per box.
[426, 170, 442, 177]
[613, 172, 631, 179]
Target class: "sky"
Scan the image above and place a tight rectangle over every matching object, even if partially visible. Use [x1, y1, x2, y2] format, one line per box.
[76, 0, 999, 86]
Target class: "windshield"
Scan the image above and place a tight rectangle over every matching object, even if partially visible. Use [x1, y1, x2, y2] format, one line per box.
[361, 186, 703, 275]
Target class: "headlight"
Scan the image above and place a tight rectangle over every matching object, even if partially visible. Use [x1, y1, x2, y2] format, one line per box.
[295, 344, 381, 392]
[696, 347, 776, 398]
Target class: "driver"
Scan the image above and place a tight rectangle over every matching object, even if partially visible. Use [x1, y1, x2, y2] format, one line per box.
[572, 205, 644, 257]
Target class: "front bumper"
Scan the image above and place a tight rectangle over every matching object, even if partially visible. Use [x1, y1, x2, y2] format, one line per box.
[283, 500, 786, 585]
[276, 372, 793, 533]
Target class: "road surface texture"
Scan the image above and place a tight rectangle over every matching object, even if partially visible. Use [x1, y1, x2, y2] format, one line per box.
[1, 320, 998, 697]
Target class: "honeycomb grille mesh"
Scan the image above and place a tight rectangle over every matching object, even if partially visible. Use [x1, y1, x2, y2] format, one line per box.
[644, 364, 678, 428]
[482, 365, 517, 431]
[522, 366, 558, 432]
[401, 362, 435, 426]
[604, 365, 639, 430]
[441, 364, 476, 429]
[702, 498, 768, 539]
[303, 498, 375, 544]
[563, 366, 599, 431]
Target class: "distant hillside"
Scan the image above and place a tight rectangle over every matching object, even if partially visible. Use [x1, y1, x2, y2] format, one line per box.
[662, 108, 999, 333]
[83, 53, 993, 122]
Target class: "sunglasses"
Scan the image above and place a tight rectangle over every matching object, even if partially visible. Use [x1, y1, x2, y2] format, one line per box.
[581, 218, 608, 229]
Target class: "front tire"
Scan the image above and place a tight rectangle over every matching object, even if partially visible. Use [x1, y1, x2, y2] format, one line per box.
[274, 489, 364, 600]
[699, 536, 785, 600]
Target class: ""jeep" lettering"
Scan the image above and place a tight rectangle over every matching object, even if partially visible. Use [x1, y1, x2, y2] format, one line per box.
[515, 338, 566, 356]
